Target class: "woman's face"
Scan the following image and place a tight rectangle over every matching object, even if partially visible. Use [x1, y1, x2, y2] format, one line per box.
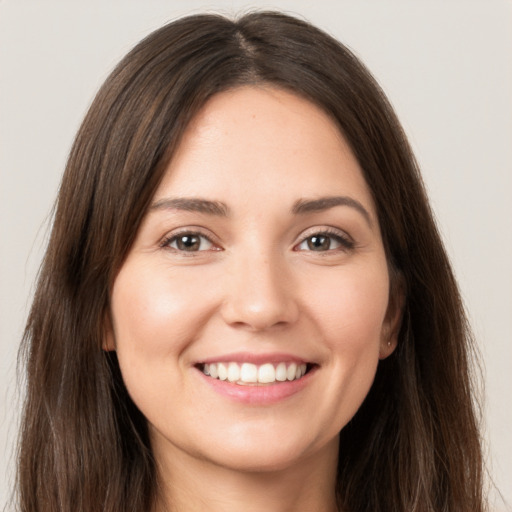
[106, 86, 398, 474]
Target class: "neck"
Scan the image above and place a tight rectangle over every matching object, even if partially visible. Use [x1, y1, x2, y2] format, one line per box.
[153, 438, 339, 512]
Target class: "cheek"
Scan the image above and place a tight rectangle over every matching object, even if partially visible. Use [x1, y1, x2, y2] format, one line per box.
[302, 263, 389, 430]
[109, 261, 216, 420]
[111, 262, 209, 355]
[109, 261, 211, 407]
[305, 261, 390, 347]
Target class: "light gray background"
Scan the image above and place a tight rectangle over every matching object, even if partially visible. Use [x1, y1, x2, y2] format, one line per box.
[1, 1, 511, 509]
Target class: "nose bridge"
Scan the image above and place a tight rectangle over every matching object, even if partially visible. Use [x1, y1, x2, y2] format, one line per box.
[221, 242, 298, 330]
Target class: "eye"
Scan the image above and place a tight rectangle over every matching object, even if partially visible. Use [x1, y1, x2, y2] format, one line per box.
[164, 232, 216, 252]
[295, 230, 354, 252]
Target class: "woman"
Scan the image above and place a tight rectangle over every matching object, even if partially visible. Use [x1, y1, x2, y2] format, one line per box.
[17, 11, 485, 512]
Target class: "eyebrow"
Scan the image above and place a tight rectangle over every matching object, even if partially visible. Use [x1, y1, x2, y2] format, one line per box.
[150, 197, 229, 216]
[150, 195, 372, 226]
[292, 196, 373, 226]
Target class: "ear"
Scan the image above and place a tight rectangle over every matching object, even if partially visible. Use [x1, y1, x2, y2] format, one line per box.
[379, 273, 405, 360]
[102, 310, 116, 352]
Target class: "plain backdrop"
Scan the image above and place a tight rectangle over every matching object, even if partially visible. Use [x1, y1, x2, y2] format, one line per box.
[1, 0, 511, 509]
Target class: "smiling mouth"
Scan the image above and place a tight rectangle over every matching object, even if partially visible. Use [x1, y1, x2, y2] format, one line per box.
[197, 362, 313, 385]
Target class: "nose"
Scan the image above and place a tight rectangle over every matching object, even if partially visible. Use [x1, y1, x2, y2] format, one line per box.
[220, 250, 299, 331]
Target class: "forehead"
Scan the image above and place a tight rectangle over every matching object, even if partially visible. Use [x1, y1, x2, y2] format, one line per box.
[154, 86, 375, 216]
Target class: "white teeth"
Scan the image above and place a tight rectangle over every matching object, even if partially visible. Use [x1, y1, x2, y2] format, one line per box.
[275, 362, 287, 382]
[209, 363, 218, 379]
[201, 362, 308, 385]
[227, 362, 240, 382]
[218, 362, 228, 381]
[240, 363, 258, 383]
[287, 363, 297, 381]
[258, 363, 275, 383]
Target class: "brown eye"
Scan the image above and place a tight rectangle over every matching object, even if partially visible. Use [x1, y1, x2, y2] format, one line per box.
[306, 235, 332, 251]
[299, 234, 340, 252]
[176, 235, 200, 251]
[166, 233, 214, 252]
[296, 230, 355, 252]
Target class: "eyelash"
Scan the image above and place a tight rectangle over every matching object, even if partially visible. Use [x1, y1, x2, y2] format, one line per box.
[294, 228, 355, 253]
[160, 230, 219, 254]
[160, 227, 354, 254]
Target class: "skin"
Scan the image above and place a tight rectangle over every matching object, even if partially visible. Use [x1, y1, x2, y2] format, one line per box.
[105, 86, 400, 512]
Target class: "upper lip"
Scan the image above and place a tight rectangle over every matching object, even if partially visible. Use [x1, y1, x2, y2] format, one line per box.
[196, 352, 313, 366]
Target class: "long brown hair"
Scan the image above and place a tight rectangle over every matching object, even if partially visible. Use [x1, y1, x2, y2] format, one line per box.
[17, 11, 485, 512]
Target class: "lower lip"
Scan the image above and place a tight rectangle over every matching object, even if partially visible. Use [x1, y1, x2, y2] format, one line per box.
[197, 368, 315, 405]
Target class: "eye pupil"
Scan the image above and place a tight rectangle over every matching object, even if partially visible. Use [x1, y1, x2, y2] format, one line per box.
[307, 235, 330, 251]
[177, 235, 200, 251]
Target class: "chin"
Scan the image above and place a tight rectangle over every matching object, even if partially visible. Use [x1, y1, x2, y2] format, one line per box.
[205, 445, 316, 474]
[191, 425, 339, 474]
